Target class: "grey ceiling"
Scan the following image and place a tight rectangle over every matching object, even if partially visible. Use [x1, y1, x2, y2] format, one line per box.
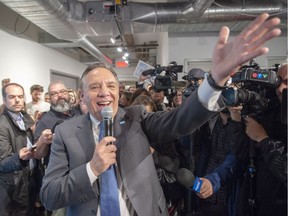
[0, 0, 287, 67]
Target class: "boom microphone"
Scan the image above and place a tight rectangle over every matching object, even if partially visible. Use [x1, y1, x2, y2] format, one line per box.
[100, 106, 113, 144]
[176, 168, 203, 192]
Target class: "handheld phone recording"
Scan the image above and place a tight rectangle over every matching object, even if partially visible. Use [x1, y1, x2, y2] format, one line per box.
[29, 144, 37, 152]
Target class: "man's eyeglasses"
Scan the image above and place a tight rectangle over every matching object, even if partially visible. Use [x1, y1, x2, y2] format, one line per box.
[50, 89, 68, 97]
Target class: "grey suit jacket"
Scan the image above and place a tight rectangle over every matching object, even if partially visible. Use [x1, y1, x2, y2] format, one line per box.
[40, 91, 218, 216]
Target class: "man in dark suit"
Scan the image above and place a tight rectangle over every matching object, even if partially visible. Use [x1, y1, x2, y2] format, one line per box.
[40, 13, 281, 216]
[0, 83, 63, 216]
[0, 83, 35, 216]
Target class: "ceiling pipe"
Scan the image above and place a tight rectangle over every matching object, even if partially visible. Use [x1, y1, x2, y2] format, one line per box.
[182, 0, 215, 17]
[0, 0, 112, 65]
[41, 0, 112, 65]
[126, 0, 286, 24]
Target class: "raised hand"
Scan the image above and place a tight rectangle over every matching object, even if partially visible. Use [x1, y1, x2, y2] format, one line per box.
[211, 13, 281, 86]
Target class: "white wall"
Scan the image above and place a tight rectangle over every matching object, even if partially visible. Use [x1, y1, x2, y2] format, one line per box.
[0, 30, 86, 102]
[0, 28, 286, 102]
[169, 34, 287, 72]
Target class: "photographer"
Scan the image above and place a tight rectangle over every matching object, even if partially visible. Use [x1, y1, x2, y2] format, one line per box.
[182, 68, 206, 98]
[229, 63, 287, 216]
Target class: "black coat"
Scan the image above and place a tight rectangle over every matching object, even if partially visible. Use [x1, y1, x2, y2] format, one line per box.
[229, 104, 287, 216]
[0, 108, 35, 216]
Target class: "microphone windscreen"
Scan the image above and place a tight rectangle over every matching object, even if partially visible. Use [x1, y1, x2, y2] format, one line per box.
[176, 168, 196, 189]
[101, 106, 113, 119]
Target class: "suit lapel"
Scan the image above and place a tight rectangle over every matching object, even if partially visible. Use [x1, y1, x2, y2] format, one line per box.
[75, 114, 95, 162]
[113, 107, 132, 170]
[74, 109, 132, 169]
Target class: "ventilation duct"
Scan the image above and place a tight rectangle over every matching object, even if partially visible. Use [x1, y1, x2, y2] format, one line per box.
[0, 0, 112, 65]
[123, 0, 286, 24]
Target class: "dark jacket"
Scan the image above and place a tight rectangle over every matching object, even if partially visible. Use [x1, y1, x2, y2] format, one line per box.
[0, 108, 35, 216]
[229, 104, 287, 216]
[34, 107, 80, 166]
[181, 114, 244, 216]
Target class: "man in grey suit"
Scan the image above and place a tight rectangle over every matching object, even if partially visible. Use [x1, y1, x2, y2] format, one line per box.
[40, 13, 281, 216]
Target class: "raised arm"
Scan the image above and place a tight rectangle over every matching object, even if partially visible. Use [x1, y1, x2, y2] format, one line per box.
[211, 13, 281, 86]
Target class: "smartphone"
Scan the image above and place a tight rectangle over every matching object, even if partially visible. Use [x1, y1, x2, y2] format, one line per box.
[29, 144, 37, 152]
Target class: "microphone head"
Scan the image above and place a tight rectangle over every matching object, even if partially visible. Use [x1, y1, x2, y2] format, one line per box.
[101, 106, 113, 119]
[176, 168, 196, 189]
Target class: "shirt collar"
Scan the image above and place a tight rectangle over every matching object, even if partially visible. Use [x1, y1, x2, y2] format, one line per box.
[89, 114, 101, 129]
[8, 110, 23, 122]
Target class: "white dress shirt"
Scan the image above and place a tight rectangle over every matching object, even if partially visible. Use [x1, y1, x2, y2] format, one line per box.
[86, 115, 135, 216]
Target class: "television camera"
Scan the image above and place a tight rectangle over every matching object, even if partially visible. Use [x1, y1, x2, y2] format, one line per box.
[222, 63, 281, 115]
[141, 64, 183, 100]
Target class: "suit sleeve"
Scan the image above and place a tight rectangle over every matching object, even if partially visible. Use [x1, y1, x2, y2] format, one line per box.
[204, 153, 244, 193]
[143, 90, 220, 148]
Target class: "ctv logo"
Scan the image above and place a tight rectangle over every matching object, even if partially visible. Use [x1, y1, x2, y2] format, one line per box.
[252, 72, 268, 79]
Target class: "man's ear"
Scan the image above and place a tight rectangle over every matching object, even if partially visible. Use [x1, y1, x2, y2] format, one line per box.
[79, 89, 84, 99]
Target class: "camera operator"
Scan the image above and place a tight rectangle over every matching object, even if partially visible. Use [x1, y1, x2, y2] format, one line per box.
[182, 68, 207, 97]
[229, 63, 287, 216]
[149, 88, 169, 111]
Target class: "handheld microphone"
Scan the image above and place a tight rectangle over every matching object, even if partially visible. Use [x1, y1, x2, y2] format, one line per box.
[176, 168, 203, 193]
[100, 106, 113, 145]
[51, 120, 64, 133]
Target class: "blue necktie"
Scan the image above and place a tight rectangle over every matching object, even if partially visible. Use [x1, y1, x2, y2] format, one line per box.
[99, 122, 120, 216]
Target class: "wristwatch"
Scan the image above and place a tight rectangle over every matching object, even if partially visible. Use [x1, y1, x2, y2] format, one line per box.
[206, 74, 228, 90]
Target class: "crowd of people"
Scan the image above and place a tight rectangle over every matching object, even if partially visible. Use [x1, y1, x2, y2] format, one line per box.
[0, 13, 286, 216]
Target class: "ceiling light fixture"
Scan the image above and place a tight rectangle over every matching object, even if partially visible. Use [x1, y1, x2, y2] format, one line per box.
[110, 37, 116, 44]
[124, 52, 129, 57]
[110, 35, 122, 44]
[117, 47, 123, 52]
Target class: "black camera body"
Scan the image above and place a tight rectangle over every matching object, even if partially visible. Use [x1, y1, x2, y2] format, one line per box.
[182, 82, 200, 97]
[222, 66, 281, 115]
[142, 64, 183, 99]
[152, 65, 183, 90]
[154, 75, 173, 90]
[231, 67, 280, 85]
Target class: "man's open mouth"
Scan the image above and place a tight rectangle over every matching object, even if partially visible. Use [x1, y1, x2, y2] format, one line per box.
[97, 102, 111, 107]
